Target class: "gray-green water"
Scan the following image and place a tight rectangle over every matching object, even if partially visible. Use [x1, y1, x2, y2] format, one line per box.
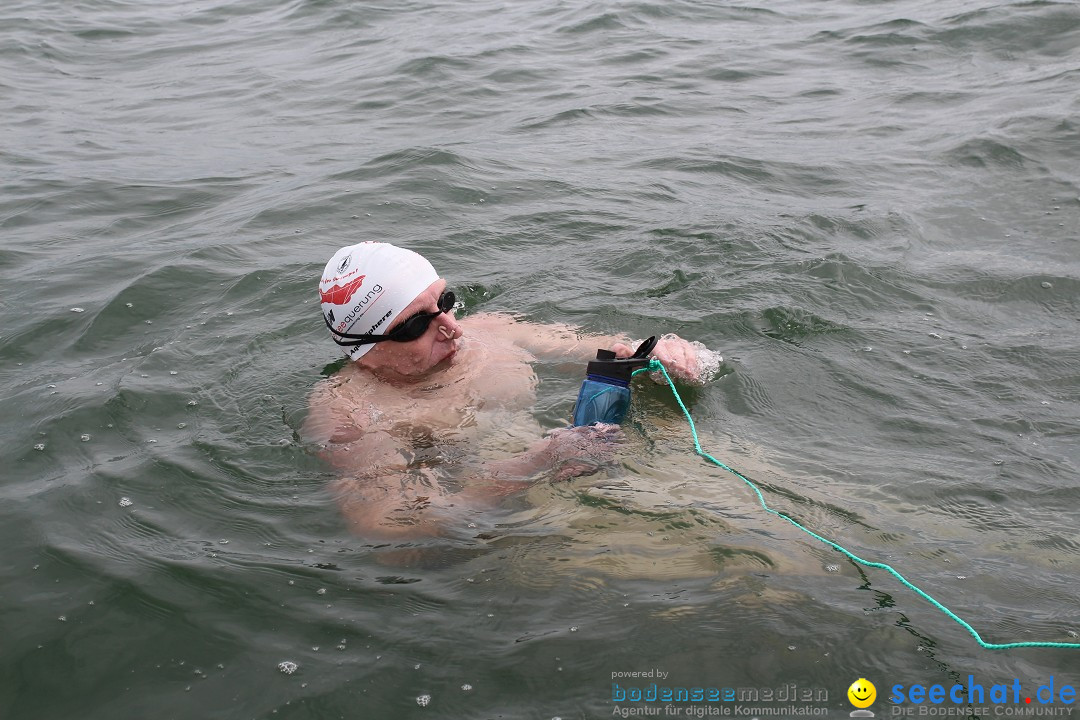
[3, 0, 1080, 717]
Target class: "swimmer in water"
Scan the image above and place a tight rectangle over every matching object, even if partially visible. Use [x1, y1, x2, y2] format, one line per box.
[303, 242, 710, 540]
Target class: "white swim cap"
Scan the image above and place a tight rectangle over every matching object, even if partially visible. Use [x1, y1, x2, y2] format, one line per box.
[319, 242, 439, 360]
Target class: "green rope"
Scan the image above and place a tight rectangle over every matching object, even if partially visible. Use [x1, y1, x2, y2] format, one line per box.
[632, 359, 1080, 651]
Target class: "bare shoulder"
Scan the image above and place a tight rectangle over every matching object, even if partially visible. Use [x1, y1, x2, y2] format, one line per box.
[303, 365, 408, 477]
[303, 364, 369, 446]
[459, 311, 521, 333]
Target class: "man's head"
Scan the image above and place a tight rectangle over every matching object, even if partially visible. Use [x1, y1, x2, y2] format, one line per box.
[319, 242, 461, 376]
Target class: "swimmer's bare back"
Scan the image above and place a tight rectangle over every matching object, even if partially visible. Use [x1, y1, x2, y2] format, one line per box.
[304, 313, 705, 540]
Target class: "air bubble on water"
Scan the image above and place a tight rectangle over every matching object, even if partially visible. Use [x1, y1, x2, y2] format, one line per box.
[486, 613, 494, 618]
[414, 664, 421, 670]
[145, 320, 152, 324]
[467, 522, 477, 528]
[312, 646, 319, 651]
[47, 384, 56, 389]
[177, 423, 186, 429]
[993, 460, 1003, 466]
[462, 684, 473, 691]
[170, 371, 178, 375]
[187, 400, 198, 406]
[1068, 630, 1078, 639]
[316, 588, 326, 595]
[96, 382, 102, 386]
[928, 332, 942, 339]
[569, 626, 578, 632]
[1041, 282, 1052, 289]
[416, 694, 431, 707]
[119, 497, 133, 507]
[288, 580, 294, 586]
[825, 564, 840, 573]
[81, 434, 91, 442]
[692, 340, 722, 382]
[278, 661, 298, 674]
[218, 539, 228, 545]
[957, 576, 966, 580]
[33, 444, 45, 451]
[336, 644, 346, 651]
[70, 307, 85, 313]
[58, 616, 66, 622]
[788, 645, 796, 651]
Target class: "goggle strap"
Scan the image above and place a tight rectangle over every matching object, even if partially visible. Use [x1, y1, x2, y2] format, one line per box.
[323, 314, 381, 341]
[321, 290, 456, 345]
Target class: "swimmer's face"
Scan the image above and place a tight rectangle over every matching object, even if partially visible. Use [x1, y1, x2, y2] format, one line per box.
[358, 278, 462, 377]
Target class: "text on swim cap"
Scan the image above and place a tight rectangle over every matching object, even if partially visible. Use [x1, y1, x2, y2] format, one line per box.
[336, 284, 385, 332]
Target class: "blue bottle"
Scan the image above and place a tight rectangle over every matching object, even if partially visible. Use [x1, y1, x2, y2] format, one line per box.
[572, 336, 657, 426]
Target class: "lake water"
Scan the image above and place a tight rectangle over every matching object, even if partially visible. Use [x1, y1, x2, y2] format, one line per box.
[3, 0, 1079, 717]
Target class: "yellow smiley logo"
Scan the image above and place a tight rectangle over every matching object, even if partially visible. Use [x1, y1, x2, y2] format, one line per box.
[848, 678, 877, 709]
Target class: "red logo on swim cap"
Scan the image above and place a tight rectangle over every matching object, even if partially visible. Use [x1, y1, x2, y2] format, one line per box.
[320, 274, 366, 305]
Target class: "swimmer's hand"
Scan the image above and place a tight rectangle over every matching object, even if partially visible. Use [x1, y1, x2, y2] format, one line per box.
[477, 423, 622, 489]
[544, 424, 622, 482]
[611, 333, 720, 385]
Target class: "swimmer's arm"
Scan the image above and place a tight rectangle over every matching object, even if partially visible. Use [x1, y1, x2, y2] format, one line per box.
[464, 312, 706, 382]
[322, 431, 582, 539]
[463, 312, 628, 361]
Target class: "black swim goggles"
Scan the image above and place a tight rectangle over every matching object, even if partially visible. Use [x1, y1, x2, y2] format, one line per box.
[325, 290, 460, 349]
